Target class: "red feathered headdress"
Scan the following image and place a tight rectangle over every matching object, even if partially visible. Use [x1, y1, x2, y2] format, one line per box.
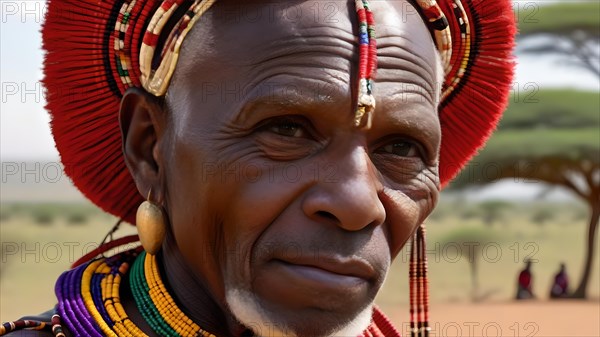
[42, 0, 516, 226]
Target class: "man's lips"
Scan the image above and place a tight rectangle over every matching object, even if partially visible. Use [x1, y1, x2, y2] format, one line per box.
[253, 254, 378, 309]
[272, 255, 376, 282]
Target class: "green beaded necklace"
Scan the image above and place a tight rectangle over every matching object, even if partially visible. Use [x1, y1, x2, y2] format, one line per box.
[130, 252, 216, 337]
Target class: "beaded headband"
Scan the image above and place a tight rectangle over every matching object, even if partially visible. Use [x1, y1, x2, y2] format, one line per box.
[42, 0, 515, 225]
[139, 0, 217, 95]
[132, 0, 471, 126]
[136, 0, 379, 126]
[134, 0, 475, 125]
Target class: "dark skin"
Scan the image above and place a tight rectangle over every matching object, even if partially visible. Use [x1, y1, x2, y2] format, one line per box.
[8, 1, 440, 336]
[126, 0, 441, 336]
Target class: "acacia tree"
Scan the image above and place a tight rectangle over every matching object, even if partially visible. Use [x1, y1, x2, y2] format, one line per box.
[451, 90, 599, 298]
[516, 2, 598, 298]
[516, 2, 599, 76]
[452, 2, 600, 299]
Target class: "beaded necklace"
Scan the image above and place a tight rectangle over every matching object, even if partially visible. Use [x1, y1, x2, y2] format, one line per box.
[0, 249, 219, 337]
[130, 251, 216, 337]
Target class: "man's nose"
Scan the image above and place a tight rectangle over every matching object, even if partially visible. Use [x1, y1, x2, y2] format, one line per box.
[301, 147, 385, 231]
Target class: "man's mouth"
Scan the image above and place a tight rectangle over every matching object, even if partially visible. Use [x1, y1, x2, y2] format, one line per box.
[275, 255, 375, 280]
[267, 255, 375, 292]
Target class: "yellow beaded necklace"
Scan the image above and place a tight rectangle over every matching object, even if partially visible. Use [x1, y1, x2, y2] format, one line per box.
[75, 250, 217, 337]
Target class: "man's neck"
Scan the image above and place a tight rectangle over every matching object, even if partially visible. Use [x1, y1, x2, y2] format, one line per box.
[160, 232, 246, 337]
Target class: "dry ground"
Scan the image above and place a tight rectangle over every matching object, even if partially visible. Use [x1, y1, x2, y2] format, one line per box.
[2, 202, 599, 336]
[379, 301, 600, 337]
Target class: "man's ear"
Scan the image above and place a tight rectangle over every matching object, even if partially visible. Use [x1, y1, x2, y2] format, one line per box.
[119, 87, 168, 204]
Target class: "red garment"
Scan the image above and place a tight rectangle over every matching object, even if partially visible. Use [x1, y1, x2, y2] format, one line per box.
[518, 270, 531, 289]
[362, 307, 402, 337]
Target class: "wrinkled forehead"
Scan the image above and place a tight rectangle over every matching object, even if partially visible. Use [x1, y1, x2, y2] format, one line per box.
[172, 0, 438, 84]
[178, 0, 436, 73]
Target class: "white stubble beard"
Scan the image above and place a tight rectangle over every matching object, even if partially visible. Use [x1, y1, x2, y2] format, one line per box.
[225, 287, 373, 337]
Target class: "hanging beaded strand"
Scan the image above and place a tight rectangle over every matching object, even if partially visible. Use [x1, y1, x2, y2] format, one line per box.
[354, 0, 377, 127]
[409, 234, 417, 337]
[418, 225, 430, 336]
[415, 226, 423, 337]
[409, 224, 430, 337]
[421, 225, 431, 337]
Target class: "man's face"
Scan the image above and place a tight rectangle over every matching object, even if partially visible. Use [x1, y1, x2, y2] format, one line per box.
[161, 1, 441, 335]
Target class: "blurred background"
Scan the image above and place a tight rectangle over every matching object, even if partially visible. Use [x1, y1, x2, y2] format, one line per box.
[1, 0, 599, 336]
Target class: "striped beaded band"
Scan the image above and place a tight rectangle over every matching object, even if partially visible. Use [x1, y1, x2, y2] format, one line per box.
[414, 0, 475, 102]
[113, 0, 137, 91]
[416, 0, 452, 70]
[139, 0, 217, 95]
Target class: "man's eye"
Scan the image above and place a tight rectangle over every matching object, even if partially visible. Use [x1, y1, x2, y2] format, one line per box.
[380, 141, 419, 157]
[268, 121, 307, 138]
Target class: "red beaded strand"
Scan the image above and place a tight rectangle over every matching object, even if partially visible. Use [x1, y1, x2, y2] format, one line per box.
[416, 226, 423, 336]
[422, 226, 431, 336]
[354, 0, 377, 127]
[365, 8, 377, 80]
[410, 224, 430, 337]
[409, 236, 417, 337]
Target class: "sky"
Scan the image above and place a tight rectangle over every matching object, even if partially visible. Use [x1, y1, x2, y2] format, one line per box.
[1, 0, 599, 161]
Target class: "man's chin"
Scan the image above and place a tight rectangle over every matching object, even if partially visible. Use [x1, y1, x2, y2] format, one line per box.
[225, 288, 373, 337]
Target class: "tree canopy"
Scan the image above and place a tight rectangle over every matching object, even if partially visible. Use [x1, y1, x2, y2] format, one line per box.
[500, 90, 600, 129]
[451, 89, 599, 187]
[517, 2, 600, 37]
[516, 2, 600, 76]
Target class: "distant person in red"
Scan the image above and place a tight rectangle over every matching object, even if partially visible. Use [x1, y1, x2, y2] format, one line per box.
[516, 259, 535, 299]
[550, 263, 570, 298]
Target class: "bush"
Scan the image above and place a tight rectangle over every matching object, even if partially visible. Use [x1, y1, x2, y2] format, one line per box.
[531, 208, 555, 226]
[33, 211, 54, 225]
[67, 212, 88, 225]
[0, 210, 11, 222]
